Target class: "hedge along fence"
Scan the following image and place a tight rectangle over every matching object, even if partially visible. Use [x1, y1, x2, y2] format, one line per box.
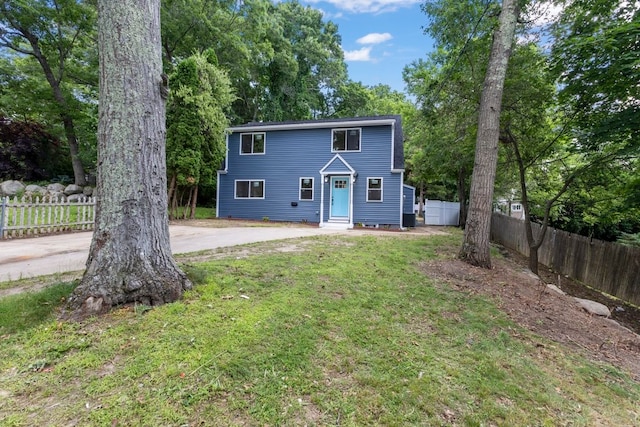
[491, 213, 640, 306]
[0, 195, 96, 239]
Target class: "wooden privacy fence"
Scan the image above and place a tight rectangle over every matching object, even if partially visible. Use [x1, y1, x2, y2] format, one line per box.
[0, 195, 96, 239]
[491, 213, 640, 306]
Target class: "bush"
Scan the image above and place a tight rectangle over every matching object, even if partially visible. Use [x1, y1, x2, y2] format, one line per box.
[0, 117, 72, 181]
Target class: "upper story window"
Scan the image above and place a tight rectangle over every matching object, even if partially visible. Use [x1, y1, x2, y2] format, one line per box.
[240, 133, 265, 155]
[299, 177, 314, 201]
[511, 203, 522, 212]
[332, 128, 361, 152]
[367, 177, 383, 202]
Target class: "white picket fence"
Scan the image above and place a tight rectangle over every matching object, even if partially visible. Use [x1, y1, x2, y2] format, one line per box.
[0, 195, 96, 239]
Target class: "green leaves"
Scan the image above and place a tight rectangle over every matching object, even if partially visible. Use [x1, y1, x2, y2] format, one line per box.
[166, 51, 234, 189]
[552, 0, 640, 154]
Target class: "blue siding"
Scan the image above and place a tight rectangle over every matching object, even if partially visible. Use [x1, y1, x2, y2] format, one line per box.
[219, 124, 403, 226]
[322, 156, 353, 173]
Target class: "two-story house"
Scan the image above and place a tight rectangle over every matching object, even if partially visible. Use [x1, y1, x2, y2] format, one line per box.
[216, 115, 414, 229]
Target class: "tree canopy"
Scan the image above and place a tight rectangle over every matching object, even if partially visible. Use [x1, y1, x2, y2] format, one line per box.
[0, 0, 637, 245]
[166, 50, 235, 218]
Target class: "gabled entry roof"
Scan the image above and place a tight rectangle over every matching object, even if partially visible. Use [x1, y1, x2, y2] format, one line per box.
[320, 154, 355, 175]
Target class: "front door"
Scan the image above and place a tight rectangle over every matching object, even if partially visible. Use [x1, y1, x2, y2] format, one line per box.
[330, 176, 349, 219]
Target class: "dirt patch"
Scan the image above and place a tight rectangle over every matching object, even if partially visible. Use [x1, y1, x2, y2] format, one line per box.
[420, 249, 640, 381]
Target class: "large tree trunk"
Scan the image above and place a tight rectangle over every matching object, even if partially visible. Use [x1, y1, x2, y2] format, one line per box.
[459, 0, 519, 268]
[64, 0, 191, 319]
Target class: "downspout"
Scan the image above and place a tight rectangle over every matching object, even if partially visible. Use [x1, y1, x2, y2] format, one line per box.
[216, 133, 230, 219]
[216, 171, 220, 218]
[319, 173, 325, 226]
[400, 172, 405, 230]
[349, 173, 355, 228]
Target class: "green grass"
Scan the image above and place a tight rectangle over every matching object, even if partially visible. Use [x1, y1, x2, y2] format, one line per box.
[0, 282, 76, 334]
[0, 233, 638, 426]
[193, 206, 216, 219]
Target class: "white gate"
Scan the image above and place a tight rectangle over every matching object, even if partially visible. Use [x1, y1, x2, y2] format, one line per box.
[423, 200, 460, 226]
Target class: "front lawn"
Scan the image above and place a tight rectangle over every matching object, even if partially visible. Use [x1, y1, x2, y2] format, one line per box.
[0, 233, 638, 426]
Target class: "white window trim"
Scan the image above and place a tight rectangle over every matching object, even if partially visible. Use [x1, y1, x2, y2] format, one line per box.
[331, 128, 362, 153]
[299, 177, 314, 201]
[366, 177, 383, 202]
[239, 132, 266, 155]
[511, 203, 523, 212]
[234, 179, 265, 199]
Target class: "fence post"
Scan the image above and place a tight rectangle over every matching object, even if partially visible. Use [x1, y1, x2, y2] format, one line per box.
[0, 196, 5, 239]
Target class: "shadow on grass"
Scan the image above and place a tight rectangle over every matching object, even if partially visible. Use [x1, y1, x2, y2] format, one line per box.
[0, 282, 76, 335]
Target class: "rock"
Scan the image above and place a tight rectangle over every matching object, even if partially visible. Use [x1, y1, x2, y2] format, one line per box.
[546, 284, 566, 295]
[49, 192, 66, 201]
[522, 269, 540, 281]
[25, 184, 46, 196]
[64, 184, 84, 195]
[574, 297, 611, 317]
[47, 183, 65, 192]
[67, 194, 85, 202]
[0, 180, 25, 196]
[83, 186, 93, 196]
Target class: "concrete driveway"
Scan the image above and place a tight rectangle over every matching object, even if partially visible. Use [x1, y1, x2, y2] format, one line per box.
[0, 225, 342, 283]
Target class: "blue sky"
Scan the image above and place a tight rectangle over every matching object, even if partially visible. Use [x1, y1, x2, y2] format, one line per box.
[302, 0, 435, 94]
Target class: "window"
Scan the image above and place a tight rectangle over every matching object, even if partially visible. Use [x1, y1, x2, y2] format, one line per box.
[299, 177, 314, 201]
[240, 133, 265, 155]
[235, 180, 264, 199]
[511, 203, 522, 212]
[367, 177, 383, 202]
[332, 128, 360, 152]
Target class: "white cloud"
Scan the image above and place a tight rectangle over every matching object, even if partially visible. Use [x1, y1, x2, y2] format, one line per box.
[523, 1, 564, 27]
[306, 0, 420, 14]
[343, 46, 373, 61]
[317, 8, 344, 19]
[357, 32, 393, 45]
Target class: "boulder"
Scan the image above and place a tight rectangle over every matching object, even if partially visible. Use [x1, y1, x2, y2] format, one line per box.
[67, 193, 87, 202]
[48, 192, 66, 201]
[546, 284, 566, 296]
[64, 184, 84, 195]
[25, 184, 46, 196]
[574, 297, 611, 317]
[0, 180, 25, 197]
[83, 186, 94, 196]
[47, 183, 65, 193]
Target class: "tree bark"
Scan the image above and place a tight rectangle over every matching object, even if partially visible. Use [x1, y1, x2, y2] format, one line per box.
[509, 131, 540, 273]
[508, 129, 575, 275]
[190, 186, 198, 219]
[460, 0, 519, 268]
[457, 165, 467, 228]
[64, 0, 191, 319]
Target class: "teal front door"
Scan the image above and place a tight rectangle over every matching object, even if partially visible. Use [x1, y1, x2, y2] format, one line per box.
[330, 176, 349, 219]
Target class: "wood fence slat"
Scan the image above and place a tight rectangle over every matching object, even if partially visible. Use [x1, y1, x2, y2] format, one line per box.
[492, 213, 640, 306]
[0, 195, 96, 240]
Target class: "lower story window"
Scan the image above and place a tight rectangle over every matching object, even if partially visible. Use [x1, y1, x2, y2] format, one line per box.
[235, 180, 264, 199]
[367, 177, 383, 202]
[300, 177, 314, 200]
